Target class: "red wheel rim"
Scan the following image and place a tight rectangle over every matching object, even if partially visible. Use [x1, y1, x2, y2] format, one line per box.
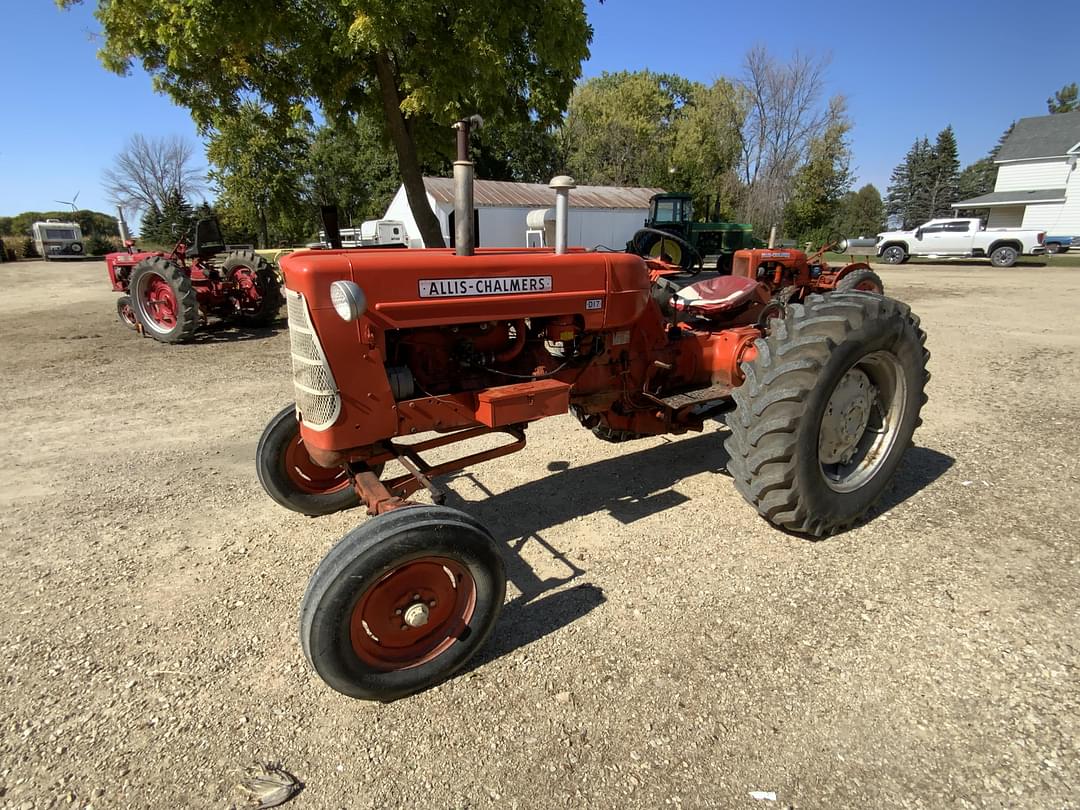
[119, 301, 137, 327]
[855, 280, 881, 292]
[142, 275, 178, 328]
[282, 432, 350, 494]
[349, 556, 477, 670]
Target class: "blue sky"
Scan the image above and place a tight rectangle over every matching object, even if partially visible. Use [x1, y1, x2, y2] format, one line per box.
[0, 0, 1074, 217]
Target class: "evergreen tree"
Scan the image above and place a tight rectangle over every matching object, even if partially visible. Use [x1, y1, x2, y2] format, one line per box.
[991, 122, 1015, 159]
[886, 137, 933, 229]
[927, 126, 960, 219]
[1048, 83, 1078, 114]
[139, 205, 163, 242]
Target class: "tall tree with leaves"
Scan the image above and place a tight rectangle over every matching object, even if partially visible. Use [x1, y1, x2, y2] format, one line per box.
[61, 0, 592, 248]
[782, 114, 854, 242]
[832, 184, 885, 237]
[304, 116, 401, 227]
[1048, 83, 1079, 113]
[206, 103, 310, 247]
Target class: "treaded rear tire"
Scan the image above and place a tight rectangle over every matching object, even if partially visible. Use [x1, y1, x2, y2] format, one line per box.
[724, 292, 929, 536]
[836, 268, 885, 295]
[222, 249, 283, 325]
[130, 256, 198, 343]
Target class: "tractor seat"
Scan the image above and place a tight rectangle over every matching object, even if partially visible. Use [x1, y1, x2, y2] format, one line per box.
[675, 275, 768, 319]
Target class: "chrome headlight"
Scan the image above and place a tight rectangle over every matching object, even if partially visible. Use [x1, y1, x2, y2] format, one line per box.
[329, 280, 366, 322]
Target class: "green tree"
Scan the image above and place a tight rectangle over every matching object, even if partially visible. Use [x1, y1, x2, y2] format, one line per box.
[886, 137, 934, 228]
[305, 116, 401, 227]
[833, 184, 885, 237]
[206, 103, 310, 247]
[669, 79, 746, 219]
[62, 0, 592, 249]
[1048, 83, 1079, 113]
[926, 125, 960, 219]
[782, 115, 853, 242]
[473, 119, 561, 184]
[562, 70, 693, 188]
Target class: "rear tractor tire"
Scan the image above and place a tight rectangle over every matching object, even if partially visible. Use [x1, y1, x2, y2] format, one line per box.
[836, 268, 885, 295]
[725, 292, 929, 537]
[130, 256, 199, 343]
[222, 249, 283, 326]
[300, 505, 506, 701]
[256, 404, 366, 517]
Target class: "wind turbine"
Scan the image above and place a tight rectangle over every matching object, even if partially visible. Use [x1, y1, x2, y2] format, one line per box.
[54, 191, 80, 214]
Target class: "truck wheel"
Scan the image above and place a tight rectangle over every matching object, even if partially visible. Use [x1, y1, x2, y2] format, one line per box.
[725, 292, 929, 537]
[1046, 243, 1062, 255]
[222, 249, 283, 325]
[836, 268, 885, 295]
[880, 245, 906, 265]
[300, 505, 506, 701]
[130, 256, 199, 343]
[990, 245, 1018, 267]
[116, 295, 138, 330]
[256, 404, 365, 517]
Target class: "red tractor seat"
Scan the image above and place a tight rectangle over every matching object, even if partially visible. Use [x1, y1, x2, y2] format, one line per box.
[676, 275, 768, 318]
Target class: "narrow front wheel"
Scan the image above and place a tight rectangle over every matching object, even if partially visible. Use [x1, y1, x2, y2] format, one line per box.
[300, 505, 506, 701]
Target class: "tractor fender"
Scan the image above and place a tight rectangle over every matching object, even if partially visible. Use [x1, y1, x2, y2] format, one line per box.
[833, 262, 873, 283]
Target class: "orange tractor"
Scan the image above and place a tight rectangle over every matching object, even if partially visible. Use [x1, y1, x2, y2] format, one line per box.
[255, 150, 923, 701]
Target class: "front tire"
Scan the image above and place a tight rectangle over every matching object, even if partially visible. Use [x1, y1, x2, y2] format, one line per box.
[116, 295, 138, 330]
[256, 405, 361, 517]
[990, 245, 1018, 267]
[725, 292, 929, 536]
[300, 505, 506, 701]
[130, 257, 199, 343]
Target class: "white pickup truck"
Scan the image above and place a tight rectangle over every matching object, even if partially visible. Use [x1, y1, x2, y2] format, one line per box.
[876, 218, 1046, 267]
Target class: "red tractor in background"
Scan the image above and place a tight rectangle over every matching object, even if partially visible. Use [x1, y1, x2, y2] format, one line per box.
[106, 217, 282, 343]
[253, 223, 921, 703]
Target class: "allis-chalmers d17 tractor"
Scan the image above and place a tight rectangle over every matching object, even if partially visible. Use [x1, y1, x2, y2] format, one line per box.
[106, 218, 282, 343]
[254, 176, 924, 702]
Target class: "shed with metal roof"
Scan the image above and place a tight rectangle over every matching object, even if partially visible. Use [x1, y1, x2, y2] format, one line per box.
[382, 177, 664, 248]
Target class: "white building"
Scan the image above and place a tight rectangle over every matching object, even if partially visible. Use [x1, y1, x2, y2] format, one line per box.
[952, 110, 1080, 235]
[382, 177, 664, 249]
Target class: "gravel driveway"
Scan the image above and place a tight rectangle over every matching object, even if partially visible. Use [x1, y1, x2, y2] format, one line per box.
[0, 260, 1077, 809]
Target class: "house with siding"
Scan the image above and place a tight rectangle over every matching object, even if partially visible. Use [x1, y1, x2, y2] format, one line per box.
[952, 110, 1080, 235]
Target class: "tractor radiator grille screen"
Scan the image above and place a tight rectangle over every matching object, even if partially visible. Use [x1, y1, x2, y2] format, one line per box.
[285, 289, 341, 431]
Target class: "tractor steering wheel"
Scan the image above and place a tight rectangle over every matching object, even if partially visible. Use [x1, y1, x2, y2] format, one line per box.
[630, 227, 703, 275]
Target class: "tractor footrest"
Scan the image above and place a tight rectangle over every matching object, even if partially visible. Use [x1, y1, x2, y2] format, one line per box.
[659, 382, 733, 409]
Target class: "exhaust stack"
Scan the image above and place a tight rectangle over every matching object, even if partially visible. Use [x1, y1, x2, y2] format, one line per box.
[453, 115, 483, 256]
[549, 175, 576, 254]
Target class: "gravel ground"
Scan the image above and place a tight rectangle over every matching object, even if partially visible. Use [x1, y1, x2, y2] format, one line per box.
[0, 259, 1077, 809]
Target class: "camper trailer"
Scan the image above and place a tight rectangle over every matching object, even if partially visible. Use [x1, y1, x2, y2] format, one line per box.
[32, 220, 84, 260]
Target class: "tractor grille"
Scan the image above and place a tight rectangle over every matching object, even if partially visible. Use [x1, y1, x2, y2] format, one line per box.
[285, 288, 341, 430]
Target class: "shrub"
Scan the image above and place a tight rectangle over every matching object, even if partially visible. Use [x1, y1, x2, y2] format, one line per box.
[21, 237, 38, 258]
[86, 234, 119, 256]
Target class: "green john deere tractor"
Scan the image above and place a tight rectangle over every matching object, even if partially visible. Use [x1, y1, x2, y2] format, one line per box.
[628, 192, 760, 274]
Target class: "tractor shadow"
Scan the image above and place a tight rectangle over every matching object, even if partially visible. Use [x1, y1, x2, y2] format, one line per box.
[448, 431, 731, 669]
[190, 318, 286, 344]
[447, 431, 953, 667]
